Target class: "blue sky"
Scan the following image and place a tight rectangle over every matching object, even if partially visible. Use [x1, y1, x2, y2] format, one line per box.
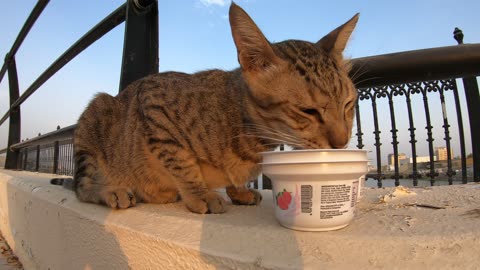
[0, 0, 479, 163]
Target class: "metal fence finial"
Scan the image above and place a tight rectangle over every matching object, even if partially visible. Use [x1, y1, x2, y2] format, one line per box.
[453, 28, 464, 44]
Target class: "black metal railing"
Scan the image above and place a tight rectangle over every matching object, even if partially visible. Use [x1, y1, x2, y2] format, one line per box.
[10, 125, 75, 174]
[349, 30, 479, 187]
[0, 0, 158, 172]
[356, 80, 466, 187]
[0, 2, 479, 188]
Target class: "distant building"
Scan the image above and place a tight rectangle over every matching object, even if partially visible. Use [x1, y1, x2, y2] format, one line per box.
[387, 153, 407, 171]
[435, 147, 453, 161]
[410, 156, 437, 163]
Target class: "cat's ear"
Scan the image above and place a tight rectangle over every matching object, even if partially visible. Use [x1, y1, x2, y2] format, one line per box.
[316, 13, 359, 53]
[229, 2, 282, 72]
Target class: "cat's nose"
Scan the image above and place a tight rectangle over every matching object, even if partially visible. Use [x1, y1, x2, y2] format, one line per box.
[331, 143, 347, 149]
[328, 128, 349, 149]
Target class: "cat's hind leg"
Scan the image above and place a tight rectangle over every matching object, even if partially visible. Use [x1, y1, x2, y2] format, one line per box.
[73, 151, 136, 209]
[76, 180, 136, 209]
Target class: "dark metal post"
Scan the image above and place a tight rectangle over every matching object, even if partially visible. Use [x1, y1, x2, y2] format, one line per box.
[35, 145, 40, 171]
[451, 81, 468, 183]
[405, 87, 420, 186]
[5, 55, 21, 169]
[53, 141, 59, 174]
[371, 93, 383, 187]
[119, 0, 159, 91]
[23, 149, 28, 170]
[355, 101, 364, 149]
[454, 28, 480, 182]
[438, 83, 454, 184]
[386, 90, 401, 186]
[421, 88, 437, 185]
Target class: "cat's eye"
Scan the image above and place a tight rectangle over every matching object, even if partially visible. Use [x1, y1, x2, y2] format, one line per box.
[344, 101, 355, 121]
[302, 108, 318, 115]
[345, 101, 355, 111]
[301, 108, 324, 123]
[345, 101, 355, 114]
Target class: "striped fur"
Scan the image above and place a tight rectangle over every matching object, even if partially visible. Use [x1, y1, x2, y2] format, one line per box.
[73, 3, 359, 213]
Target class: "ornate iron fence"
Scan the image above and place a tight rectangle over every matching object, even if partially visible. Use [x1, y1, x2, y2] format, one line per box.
[356, 79, 469, 187]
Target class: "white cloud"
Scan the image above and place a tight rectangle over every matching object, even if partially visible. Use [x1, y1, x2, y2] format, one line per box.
[199, 0, 227, 7]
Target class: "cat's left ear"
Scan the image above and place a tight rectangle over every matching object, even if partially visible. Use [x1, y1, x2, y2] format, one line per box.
[316, 13, 359, 53]
[229, 2, 283, 73]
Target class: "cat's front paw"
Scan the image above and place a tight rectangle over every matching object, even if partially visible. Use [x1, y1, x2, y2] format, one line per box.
[100, 187, 136, 209]
[184, 192, 227, 214]
[226, 186, 262, 205]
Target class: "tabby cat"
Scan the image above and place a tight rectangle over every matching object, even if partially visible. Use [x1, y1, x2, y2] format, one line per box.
[73, 3, 359, 214]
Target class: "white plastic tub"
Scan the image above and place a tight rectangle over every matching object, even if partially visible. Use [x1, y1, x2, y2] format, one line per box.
[261, 149, 368, 231]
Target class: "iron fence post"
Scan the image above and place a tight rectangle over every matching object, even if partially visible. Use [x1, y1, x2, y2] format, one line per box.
[355, 101, 364, 149]
[23, 149, 28, 170]
[5, 55, 21, 169]
[448, 79, 468, 183]
[35, 145, 40, 171]
[119, 0, 159, 91]
[386, 90, 401, 186]
[53, 141, 59, 174]
[454, 28, 480, 182]
[404, 87, 420, 185]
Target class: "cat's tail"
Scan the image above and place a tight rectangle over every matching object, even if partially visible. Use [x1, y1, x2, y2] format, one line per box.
[50, 178, 75, 191]
[72, 148, 100, 200]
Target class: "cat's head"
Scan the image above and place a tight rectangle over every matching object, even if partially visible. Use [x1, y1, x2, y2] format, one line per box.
[229, 3, 358, 149]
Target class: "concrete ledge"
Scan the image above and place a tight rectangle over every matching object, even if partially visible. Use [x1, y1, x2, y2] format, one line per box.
[0, 169, 479, 270]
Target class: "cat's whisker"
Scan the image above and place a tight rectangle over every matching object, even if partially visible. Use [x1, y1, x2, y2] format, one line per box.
[238, 123, 317, 149]
[236, 123, 282, 134]
[350, 67, 365, 82]
[236, 134, 304, 148]
[239, 123, 299, 141]
[353, 76, 383, 87]
[236, 133, 300, 144]
[244, 128, 299, 143]
[350, 58, 373, 82]
[241, 127, 303, 144]
[351, 68, 373, 84]
[350, 64, 366, 82]
[351, 68, 369, 83]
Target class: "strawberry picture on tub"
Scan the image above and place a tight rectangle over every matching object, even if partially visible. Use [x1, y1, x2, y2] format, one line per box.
[275, 185, 301, 216]
[276, 189, 292, 210]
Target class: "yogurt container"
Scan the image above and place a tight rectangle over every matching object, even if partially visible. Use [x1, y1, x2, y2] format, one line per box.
[261, 149, 368, 231]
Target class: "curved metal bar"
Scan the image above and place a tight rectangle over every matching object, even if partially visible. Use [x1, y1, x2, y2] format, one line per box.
[439, 80, 456, 184]
[421, 81, 439, 185]
[0, 3, 127, 126]
[404, 85, 420, 186]
[0, 0, 50, 85]
[350, 44, 480, 88]
[387, 85, 402, 186]
[358, 88, 383, 187]
[450, 80, 468, 183]
[355, 98, 364, 149]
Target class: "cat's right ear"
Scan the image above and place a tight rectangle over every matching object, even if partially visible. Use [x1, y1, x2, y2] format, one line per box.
[229, 2, 282, 73]
[316, 13, 359, 54]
